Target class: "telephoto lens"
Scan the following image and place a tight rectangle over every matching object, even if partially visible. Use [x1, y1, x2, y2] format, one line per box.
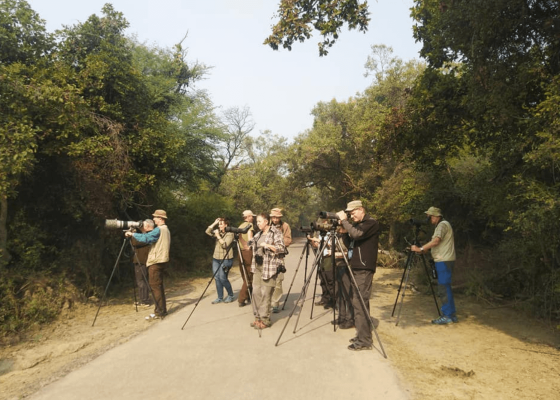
[104, 219, 142, 230]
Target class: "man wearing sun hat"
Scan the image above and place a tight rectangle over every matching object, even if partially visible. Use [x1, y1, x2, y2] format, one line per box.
[126, 209, 171, 320]
[411, 206, 457, 325]
[336, 200, 380, 351]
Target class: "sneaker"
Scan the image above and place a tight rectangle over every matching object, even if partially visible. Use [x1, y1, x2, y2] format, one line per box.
[272, 306, 279, 313]
[238, 301, 247, 307]
[254, 320, 270, 329]
[348, 343, 372, 351]
[451, 316, 459, 323]
[211, 298, 223, 304]
[224, 295, 234, 303]
[432, 316, 453, 325]
[145, 313, 160, 321]
[349, 336, 358, 343]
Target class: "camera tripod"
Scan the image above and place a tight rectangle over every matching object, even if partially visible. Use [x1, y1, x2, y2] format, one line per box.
[275, 230, 387, 358]
[391, 226, 440, 326]
[280, 235, 316, 311]
[180, 231, 254, 330]
[92, 236, 156, 327]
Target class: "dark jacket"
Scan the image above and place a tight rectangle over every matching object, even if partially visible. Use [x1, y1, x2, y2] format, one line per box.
[341, 214, 379, 272]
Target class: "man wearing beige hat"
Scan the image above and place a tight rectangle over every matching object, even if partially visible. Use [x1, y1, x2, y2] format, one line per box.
[126, 209, 171, 320]
[238, 210, 256, 307]
[270, 207, 291, 313]
[336, 200, 379, 351]
[411, 207, 457, 325]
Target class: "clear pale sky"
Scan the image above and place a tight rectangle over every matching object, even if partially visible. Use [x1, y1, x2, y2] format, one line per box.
[26, 0, 421, 141]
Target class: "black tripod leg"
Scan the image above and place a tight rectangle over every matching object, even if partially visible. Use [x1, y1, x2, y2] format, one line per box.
[420, 255, 441, 316]
[392, 251, 413, 316]
[394, 261, 414, 327]
[274, 252, 322, 346]
[92, 238, 129, 327]
[281, 240, 309, 310]
[181, 239, 236, 330]
[180, 261, 224, 330]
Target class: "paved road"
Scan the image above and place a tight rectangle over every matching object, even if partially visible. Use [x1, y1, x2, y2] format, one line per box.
[30, 239, 409, 400]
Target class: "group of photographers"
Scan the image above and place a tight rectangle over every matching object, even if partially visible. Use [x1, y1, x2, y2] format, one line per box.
[124, 201, 456, 352]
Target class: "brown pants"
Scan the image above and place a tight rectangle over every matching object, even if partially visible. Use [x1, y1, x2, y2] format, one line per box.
[148, 263, 167, 316]
[238, 248, 254, 304]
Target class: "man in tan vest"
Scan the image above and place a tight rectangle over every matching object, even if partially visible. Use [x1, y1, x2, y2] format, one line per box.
[126, 209, 171, 320]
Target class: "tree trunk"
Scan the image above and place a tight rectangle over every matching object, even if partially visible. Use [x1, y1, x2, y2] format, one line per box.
[0, 193, 10, 267]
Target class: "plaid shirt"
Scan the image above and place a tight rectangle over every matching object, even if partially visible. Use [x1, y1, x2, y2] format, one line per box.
[249, 225, 286, 280]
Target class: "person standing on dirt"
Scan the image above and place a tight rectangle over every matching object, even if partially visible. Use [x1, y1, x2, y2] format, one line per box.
[270, 208, 291, 314]
[337, 200, 379, 351]
[126, 209, 171, 320]
[411, 206, 457, 325]
[238, 210, 255, 307]
[131, 219, 154, 307]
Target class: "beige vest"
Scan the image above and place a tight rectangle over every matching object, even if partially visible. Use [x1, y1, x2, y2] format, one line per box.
[431, 220, 455, 262]
[147, 224, 171, 266]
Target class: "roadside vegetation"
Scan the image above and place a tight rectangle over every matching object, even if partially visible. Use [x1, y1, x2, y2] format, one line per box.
[1, 0, 558, 340]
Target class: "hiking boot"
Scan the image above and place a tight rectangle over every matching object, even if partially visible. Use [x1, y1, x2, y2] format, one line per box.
[348, 343, 372, 351]
[432, 316, 453, 325]
[238, 301, 247, 307]
[451, 316, 459, 323]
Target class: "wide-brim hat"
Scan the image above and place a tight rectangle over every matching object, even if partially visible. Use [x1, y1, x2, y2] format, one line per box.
[242, 210, 256, 217]
[424, 207, 442, 217]
[345, 200, 363, 212]
[270, 208, 283, 217]
[152, 209, 168, 219]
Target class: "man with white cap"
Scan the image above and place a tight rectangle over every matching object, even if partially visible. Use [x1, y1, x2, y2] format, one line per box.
[411, 206, 457, 324]
[126, 209, 171, 320]
[337, 200, 379, 351]
[238, 210, 256, 307]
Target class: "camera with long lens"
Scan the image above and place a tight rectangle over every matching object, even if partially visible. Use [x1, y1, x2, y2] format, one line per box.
[104, 219, 142, 230]
[224, 223, 252, 234]
[409, 216, 430, 227]
[311, 220, 335, 232]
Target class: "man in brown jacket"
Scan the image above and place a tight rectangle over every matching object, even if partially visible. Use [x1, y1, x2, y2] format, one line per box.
[270, 207, 291, 313]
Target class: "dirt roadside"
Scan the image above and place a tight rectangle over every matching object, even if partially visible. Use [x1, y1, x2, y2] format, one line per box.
[1, 264, 559, 400]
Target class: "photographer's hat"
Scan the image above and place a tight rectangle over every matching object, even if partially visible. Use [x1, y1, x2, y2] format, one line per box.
[345, 200, 363, 212]
[270, 208, 283, 217]
[152, 209, 168, 219]
[242, 210, 256, 217]
[424, 207, 442, 217]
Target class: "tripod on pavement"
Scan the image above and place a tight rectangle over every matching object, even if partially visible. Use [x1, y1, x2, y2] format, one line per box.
[181, 225, 253, 330]
[391, 223, 440, 326]
[280, 231, 316, 311]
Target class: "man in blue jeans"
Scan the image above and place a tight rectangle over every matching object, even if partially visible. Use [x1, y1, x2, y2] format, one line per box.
[411, 206, 458, 325]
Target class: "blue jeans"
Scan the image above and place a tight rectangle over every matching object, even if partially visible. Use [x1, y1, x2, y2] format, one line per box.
[435, 261, 456, 317]
[213, 258, 233, 299]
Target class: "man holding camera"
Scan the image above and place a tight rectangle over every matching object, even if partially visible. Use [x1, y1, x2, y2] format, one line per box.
[411, 206, 457, 325]
[126, 209, 171, 320]
[270, 207, 292, 313]
[336, 200, 379, 351]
